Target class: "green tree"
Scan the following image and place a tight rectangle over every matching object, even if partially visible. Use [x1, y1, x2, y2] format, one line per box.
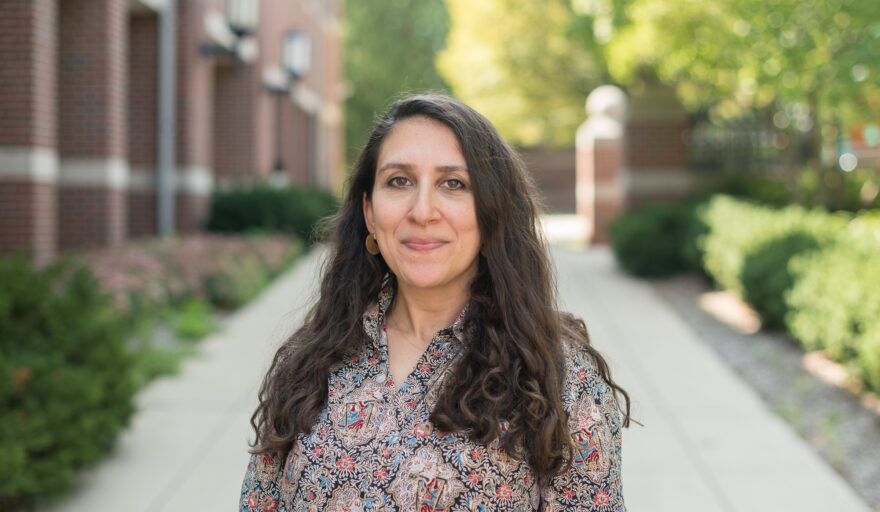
[438, 0, 607, 147]
[590, 0, 880, 166]
[344, 0, 451, 160]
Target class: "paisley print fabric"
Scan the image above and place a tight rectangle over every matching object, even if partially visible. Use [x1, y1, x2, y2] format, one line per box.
[240, 284, 626, 511]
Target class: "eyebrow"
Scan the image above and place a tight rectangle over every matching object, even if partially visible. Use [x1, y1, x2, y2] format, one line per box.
[376, 162, 468, 176]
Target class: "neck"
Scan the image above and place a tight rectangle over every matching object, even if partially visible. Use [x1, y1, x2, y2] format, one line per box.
[388, 280, 470, 346]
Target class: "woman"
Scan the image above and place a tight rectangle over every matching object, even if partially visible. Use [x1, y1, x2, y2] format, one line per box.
[241, 94, 630, 511]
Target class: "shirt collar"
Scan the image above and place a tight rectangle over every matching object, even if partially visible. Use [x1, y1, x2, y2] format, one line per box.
[361, 279, 470, 346]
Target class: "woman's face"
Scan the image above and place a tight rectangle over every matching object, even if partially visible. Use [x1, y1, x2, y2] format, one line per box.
[364, 116, 481, 295]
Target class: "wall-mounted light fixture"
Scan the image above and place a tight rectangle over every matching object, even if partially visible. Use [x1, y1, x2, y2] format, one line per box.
[226, 0, 259, 38]
[266, 30, 312, 187]
[199, 0, 260, 64]
[283, 30, 311, 80]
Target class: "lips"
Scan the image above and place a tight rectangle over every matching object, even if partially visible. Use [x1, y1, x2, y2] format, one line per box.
[402, 238, 447, 251]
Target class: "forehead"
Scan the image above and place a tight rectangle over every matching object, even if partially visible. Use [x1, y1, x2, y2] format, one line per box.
[376, 116, 466, 169]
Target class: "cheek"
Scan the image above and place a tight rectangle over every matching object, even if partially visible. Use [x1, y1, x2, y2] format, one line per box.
[453, 209, 481, 248]
[371, 202, 406, 234]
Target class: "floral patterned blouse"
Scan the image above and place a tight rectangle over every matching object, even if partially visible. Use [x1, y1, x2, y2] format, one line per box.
[240, 285, 626, 511]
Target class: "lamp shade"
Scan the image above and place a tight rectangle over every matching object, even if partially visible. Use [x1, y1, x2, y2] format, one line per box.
[283, 30, 311, 80]
[226, 0, 259, 37]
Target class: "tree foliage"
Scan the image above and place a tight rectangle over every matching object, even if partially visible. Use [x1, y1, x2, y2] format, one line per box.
[592, 0, 880, 152]
[438, 0, 607, 147]
[344, 0, 451, 159]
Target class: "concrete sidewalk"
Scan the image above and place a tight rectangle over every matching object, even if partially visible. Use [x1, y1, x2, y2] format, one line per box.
[46, 246, 873, 511]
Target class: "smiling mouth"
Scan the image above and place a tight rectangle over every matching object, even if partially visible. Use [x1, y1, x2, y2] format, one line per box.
[402, 240, 447, 251]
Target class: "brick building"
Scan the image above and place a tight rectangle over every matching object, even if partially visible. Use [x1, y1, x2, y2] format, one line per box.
[0, 0, 344, 266]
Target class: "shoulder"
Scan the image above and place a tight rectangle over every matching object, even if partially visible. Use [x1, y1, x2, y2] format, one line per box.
[540, 313, 627, 510]
[557, 313, 623, 432]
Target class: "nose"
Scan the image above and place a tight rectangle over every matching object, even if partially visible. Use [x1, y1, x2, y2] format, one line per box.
[408, 182, 440, 226]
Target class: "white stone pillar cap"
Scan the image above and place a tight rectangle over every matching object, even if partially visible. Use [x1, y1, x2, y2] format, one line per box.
[586, 85, 627, 121]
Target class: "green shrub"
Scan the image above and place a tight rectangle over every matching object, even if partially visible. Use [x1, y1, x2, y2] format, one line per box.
[172, 298, 217, 340]
[0, 256, 137, 509]
[609, 200, 704, 277]
[836, 169, 880, 212]
[786, 214, 880, 392]
[207, 185, 338, 244]
[720, 173, 791, 207]
[695, 195, 848, 297]
[740, 229, 834, 330]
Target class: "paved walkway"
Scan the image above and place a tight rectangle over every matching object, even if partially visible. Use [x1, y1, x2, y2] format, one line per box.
[46, 245, 873, 511]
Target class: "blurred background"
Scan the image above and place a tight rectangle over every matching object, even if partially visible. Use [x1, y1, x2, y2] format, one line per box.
[1, 0, 879, 510]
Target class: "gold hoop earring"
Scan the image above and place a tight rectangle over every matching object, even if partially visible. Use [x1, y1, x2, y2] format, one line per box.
[365, 233, 380, 255]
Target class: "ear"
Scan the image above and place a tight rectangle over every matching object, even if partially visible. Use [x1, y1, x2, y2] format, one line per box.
[363, 191, 375, 233]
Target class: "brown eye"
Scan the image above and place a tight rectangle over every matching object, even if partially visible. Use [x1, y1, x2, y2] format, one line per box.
[445, 179, 466, 190]
[388, 176, 409, 187]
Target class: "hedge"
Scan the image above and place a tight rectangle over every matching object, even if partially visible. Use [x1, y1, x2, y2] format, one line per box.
[786, 214, 880, 392]
[609, 193, 880, 393]
[206, 184, 338, 244]
[607, 199, 705, 277]
[696, 196, 847, 328]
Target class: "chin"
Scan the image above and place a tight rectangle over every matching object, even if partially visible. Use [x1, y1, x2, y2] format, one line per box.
[396, 272, 450, 290]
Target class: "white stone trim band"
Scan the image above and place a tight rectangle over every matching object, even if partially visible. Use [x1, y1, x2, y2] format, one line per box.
[0, 146, 59, 183]
[129, 165, 214, 195]
[628, 167, 693, 194]
[58, 158, 129, 189]
[177, 165, 213, 195]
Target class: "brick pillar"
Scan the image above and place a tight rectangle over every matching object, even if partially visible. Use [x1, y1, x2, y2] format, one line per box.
[576, 86, 627, 244]
[57, 0, 129, 250]
[0, 0, 58, 266]
[175, 0, 214, 232]
[128, 11, 159, 238]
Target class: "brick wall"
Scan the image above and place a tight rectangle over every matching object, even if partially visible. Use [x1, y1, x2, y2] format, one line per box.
[626, 122, 687, 169]
[0, 181, 56, 263]
[176, 192, 208, 232]
[0, 0, 58, 265]
[213, 64, 256, 182]
[128, 12, 159, 237]
[520, 147, 576, 213]
[58, 187, 126, 250]
[56, 0, 129, 251]
[0, 0, 57, 148]
[176, 0, 215, 169]
[128, 13, 159, 167]
[58, 0, 127, 159]
[128, 190, 157, 237]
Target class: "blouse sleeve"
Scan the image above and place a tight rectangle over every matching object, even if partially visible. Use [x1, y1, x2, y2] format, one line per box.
[540, 344, 626, 512]
[240, 451, 285, 512]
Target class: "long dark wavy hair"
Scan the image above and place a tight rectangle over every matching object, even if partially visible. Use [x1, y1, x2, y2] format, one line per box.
[250, 94, 630, 483]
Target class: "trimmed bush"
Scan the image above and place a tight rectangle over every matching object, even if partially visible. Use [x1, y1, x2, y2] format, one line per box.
[786, 214, 880, 392]
[0, 256, 137, 510]
[695, 195, 847, 297]
[609, 200, 704, 277]
[206, 185, 338, 244]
